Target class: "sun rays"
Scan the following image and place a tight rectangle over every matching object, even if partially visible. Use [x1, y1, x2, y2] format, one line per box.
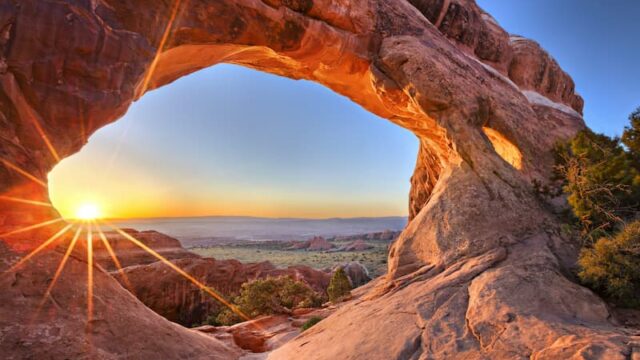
[40, 225, 83, 304]
[0, 218, 65, 238]
[0, 158, 48, 188]
[93, 222, 135, 293]
[0, 155, 253, 327]
[0, 0, 253, 334]
[105, 222, 252, 322]
[0, 195, 53, 207]
[86, 221, 94, 323]
[0, 151, 248, 327]
[5, 223, 74, 273]
[136, 0, 182, 97]
[1, 212, 252, 328]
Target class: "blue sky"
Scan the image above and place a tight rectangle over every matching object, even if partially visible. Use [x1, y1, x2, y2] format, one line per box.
[478, 0, 640, 136]
[48, 1, 638, 219]
[49, 65, 418, 219]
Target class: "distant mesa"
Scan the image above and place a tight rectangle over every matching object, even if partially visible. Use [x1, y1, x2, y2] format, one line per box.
[337, 239, 374, 252]
[287, 230, 400, 253]
[331, 229, 400, 242]
[287, 236, 335, 251]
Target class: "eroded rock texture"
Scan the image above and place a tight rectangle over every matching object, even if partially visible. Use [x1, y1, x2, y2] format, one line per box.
[94, 229, 199, 270]
[0, 239, 242, 359]
[118, 257, 331, 327]
[1, 0, 638, 359]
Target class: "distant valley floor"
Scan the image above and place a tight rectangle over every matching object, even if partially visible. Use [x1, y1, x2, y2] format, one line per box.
[191, 239, 390, 278]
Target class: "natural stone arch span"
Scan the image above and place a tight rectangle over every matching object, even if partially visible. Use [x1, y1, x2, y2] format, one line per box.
[0, 0, 637, 359]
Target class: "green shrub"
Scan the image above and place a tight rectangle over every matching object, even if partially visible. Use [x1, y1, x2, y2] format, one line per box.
[202, 313, 221, 327]
[215, 276, 324, 325]
[301, 316, 322, 331]
[553, 129, 640, 239]
[327, 267, 352, 303]
[622, 107, 640, 155]
[578, 220, 640, 307]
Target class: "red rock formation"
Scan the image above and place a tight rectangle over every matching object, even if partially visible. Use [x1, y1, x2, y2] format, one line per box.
[116, 257, 330, 327]
[306, 236, 333, 251]
[340, 239, 374, 251]
[0, 239, 242, 359]
[332, 229, 400, 242]
[287, 236, 334, 251]
[1, 0, 638, 359]
[93, 229, 198, 270]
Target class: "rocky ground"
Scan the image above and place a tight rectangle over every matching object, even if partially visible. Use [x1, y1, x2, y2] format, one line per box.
[1, 227, 372, 358]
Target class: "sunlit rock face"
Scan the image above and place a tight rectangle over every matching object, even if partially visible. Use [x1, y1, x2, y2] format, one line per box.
[1, 0, 638, 359]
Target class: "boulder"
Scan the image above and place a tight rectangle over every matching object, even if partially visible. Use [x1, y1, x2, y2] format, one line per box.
[195, 308, 333, 353]
[336, 262, 371, 287]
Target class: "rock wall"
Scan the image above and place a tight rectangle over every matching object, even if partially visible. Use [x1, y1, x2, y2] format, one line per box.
[118, 257, 331, 327]
[93, 229, 198, 270]
[1, 0, 638, 359]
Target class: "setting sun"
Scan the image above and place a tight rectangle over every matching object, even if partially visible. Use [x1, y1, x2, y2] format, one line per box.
[75, 203, 101, 220]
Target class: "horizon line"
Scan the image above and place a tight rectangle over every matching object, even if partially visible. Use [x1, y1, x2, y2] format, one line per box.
[102, 214, 410, 222]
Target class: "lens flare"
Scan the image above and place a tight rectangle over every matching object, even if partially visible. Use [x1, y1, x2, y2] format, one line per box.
[93, 221, 135, 294]
[41, 225, 83, 303]
[0, 158, 47, 188]
[86, 222, 94, 324]
[75, 204, 101, 220]
[0, 195, 52, 207]
[0, 218, 63, 238]
[5, 223, 73, 273]
[103, 221, 252, 323]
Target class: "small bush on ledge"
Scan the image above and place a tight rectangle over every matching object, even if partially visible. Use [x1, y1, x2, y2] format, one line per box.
[578, 220, 640, 308]
[327, 267, 352, 303]
[301, 316, 323, 331]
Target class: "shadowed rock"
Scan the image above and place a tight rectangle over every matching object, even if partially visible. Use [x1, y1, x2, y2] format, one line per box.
[0, 241, 242, 359]
[116, 257, 330, 327]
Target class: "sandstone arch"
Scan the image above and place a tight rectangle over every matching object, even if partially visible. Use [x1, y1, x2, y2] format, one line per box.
[1, 0, 638, 359]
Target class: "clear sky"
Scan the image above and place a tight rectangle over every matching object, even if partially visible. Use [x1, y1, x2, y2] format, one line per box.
[48, 65, 419, 219]
[49, 1, 639, 220]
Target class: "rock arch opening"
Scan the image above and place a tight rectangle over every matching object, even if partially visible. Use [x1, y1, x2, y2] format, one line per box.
[47, 64, 419, 222]
[482, 126, 523, 170]
[36, 63, 421, 329]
